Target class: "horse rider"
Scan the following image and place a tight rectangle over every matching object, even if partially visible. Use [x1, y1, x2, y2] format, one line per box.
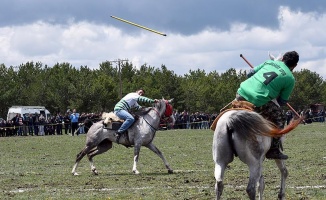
[235, 51, 299, 160]
[114, 89, 158, 143]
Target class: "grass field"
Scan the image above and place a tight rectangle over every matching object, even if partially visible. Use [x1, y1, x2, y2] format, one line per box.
[0, 123, 325, 200]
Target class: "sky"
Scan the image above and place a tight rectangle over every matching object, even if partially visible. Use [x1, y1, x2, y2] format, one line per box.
[1, 0, 326, 79]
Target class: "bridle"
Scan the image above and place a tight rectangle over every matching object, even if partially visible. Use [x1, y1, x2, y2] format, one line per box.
[151, 107, 161, 118]
[143, 100, 173, 132]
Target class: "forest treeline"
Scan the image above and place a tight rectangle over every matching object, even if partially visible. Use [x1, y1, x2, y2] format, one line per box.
[0, 61, 325, 117]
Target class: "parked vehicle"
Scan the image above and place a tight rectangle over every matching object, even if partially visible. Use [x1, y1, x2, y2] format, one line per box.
[7, 106, 51, 121]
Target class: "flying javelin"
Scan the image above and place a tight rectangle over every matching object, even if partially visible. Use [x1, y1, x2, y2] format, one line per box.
[110, 15, 167, 36]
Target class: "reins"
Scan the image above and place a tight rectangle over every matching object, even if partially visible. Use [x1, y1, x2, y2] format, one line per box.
[142, 107, 162, 132]
[143, 102, 171, 132]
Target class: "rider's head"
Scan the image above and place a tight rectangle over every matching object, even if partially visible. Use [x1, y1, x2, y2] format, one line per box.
[282, 51, 299, 71]
[136, 89, 145, 96]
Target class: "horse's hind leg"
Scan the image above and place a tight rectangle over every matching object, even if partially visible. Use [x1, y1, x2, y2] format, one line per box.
[247, 163, 262, 200]
[258, 172, 265, 200]
[275, 160, 288, 200]
[87, 139, 112, 175]
[72, 146, 92, 176]
[214, 163, 227, 200]
[145, 143, 173, 174]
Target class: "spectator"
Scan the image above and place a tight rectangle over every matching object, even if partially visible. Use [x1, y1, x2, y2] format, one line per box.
[181, 111, 190, 129]
[33, 113, 39, 136]
[70, 109, 79, 136]
[63, 112, 71, 135]
[50, 116, 56, 135]
[55, 113, 63, 135]
[11, 113, 19, 136]
[22, 114, 29, 136]
[174, 110, 181, 129]
[44, 119, 52, 135]
[0, 119, 5, 137]
[28, 113, 34, 136]
[6, 120, 15, 136]
[285, 110, 293, 125]
[321, 110, 325, 122]
[16, 114, 24, 136]
[78, 113, 87, 134]
[38, 114, 45, 136]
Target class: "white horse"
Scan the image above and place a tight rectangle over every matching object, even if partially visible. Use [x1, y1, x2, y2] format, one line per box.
[72, 98, 174, 175]
[212, 109, 300, 200]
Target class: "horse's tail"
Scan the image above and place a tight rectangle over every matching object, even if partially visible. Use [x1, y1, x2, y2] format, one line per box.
[269, 117, 302, 136]
[227, 110, 301, 138]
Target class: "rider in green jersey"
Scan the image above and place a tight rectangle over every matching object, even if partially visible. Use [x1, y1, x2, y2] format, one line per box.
[236, 51, 299, 160]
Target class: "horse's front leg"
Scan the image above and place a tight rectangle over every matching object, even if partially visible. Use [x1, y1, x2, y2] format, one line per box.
[132, 144, 141, 174]
[145, 143, 173, 174]
[275, 159, 288, 200]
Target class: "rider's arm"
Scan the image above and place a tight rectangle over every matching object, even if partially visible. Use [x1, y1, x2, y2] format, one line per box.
[138, 96, 155, 104]
[277, 97, 288, 106]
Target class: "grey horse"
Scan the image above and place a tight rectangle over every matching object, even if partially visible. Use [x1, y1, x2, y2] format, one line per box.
[72, 98, 174, 175]
[212, 109, 300, 200]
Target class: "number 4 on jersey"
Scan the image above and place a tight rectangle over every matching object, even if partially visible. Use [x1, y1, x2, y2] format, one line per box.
[263, 72, 278, 85]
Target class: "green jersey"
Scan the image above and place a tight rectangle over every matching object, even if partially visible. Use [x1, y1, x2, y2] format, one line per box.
[237, 60, 295, 107]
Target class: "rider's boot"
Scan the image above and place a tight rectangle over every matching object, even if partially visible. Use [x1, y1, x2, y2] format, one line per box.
[115, 131, 122, 144]
[265, 137, 288, 160]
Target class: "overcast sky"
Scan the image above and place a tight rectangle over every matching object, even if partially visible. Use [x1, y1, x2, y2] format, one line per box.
[1, 1, 326, 79]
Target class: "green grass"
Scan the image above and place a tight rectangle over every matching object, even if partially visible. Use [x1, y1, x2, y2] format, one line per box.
[0, 123, 325, 199]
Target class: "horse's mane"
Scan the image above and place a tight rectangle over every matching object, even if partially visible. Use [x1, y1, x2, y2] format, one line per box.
[155, 99, 165, 109]
[133, 107, 152, 116]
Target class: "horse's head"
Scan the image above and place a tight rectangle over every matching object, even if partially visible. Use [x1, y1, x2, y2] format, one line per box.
[154, 98, 174, 118]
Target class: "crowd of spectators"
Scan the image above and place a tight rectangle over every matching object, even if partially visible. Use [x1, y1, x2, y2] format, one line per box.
[300, 109, 325, 124]
[162, 110, 218, 130]
[0, 111, 102, 137]
[1, 107, 325, 137]
[163, 108, 326, 130]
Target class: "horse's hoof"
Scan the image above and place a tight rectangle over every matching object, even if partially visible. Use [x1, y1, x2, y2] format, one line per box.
[168, 169, 174, 174]
[92, 169, 98, 175]
[72, 172, 79, 176]
[133, 170, 140, 175]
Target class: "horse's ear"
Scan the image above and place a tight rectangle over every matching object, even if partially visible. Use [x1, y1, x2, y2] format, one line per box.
[269, 51, 283, 61]
[168, 98, 174, 103]
[269, 51, 275, 60]
[276, 53, 283, 61]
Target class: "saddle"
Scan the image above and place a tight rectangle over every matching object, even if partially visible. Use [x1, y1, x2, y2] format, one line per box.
[102, 112, 138, 130]
[102, 111, 143, 148]
[210, 100, 255, 131]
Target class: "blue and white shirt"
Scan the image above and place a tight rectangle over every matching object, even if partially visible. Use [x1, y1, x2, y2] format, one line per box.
[114, 92, 155, 111]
